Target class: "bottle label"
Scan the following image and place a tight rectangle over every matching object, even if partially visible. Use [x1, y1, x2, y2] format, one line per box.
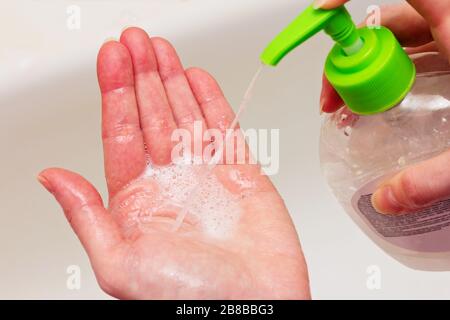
[352, 176, 450, 252]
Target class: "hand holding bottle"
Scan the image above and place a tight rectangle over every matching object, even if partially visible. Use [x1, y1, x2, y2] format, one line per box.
[317, 0, 450, 215]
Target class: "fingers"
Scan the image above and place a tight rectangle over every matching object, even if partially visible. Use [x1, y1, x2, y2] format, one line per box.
[313, 0, 348, 10]
[376, 3, 432, 48]
[405, 42, 439, 55]
[372, 151, 450, 214]
[320, 75, 344, 114]
[411, 50, 450, 76]
[186, 68, 236, 132]
[408, 0, 450, 59]
[97, 41, 147, 196]
[151, 37, 208, 160]
[313, 0, 433, 49]
[186, 67, 251, 165]
[38, 168, 122, 266]
[319, 3, 432, 114]
[119, 28, 177, 166]
[151, 38, 207, 129]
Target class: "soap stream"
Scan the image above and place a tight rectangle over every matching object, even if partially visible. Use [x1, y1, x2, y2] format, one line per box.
[171, 64, 265, 232]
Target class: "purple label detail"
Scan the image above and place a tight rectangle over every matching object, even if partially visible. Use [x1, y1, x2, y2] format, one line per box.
[352, 176, 450, 252]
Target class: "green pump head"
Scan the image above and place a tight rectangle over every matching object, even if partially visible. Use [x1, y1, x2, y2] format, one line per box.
[261, 4, 416, 115]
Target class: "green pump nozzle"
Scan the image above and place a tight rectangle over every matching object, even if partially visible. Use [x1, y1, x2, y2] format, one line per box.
[261, 5, 362, 66]
[261, 4, 416, 115]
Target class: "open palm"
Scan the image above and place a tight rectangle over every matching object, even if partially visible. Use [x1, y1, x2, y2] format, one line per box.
[39, 28, 309, 299]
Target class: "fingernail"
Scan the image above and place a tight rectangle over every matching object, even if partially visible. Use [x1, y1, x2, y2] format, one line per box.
[320, 98, 325, 115]
[313, 0, 328, 9]
[103, 37, 117, 44]
[372, 186, 404, 215]
[37, 174, 53, 193]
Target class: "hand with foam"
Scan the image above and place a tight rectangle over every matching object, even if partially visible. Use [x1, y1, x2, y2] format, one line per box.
[317, 0, 450, 215]
[38, 28, 310, 299]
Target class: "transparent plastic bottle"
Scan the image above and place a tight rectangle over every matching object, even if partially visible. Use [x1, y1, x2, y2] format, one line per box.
[320, 53, 450, 270]
[260, 4, 450, 270]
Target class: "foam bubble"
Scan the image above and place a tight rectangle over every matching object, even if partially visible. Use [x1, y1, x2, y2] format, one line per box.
[142, 162, 241, 238]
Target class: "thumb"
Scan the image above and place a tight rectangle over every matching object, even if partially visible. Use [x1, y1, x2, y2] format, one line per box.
[38, 168, 122, 266]
[313, 0, 349, 9]
[372, 151, 450, 214]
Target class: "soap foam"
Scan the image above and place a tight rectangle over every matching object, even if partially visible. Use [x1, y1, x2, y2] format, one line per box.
[116, 65, 265, 238]
[169, 65, 265, 233]
[142, 161, 242, 238]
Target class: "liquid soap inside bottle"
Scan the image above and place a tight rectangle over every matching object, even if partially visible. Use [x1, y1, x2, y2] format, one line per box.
[320, 52, 450, 270]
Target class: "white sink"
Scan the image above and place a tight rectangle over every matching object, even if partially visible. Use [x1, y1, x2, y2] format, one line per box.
[2, 0, 448, 299]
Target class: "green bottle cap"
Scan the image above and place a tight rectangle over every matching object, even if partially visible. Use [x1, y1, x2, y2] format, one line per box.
[261, 4, 416, 115]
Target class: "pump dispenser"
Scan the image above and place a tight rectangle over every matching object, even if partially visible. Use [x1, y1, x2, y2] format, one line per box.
[263, 3, 450, 271]
[261, 4, 416, 115]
